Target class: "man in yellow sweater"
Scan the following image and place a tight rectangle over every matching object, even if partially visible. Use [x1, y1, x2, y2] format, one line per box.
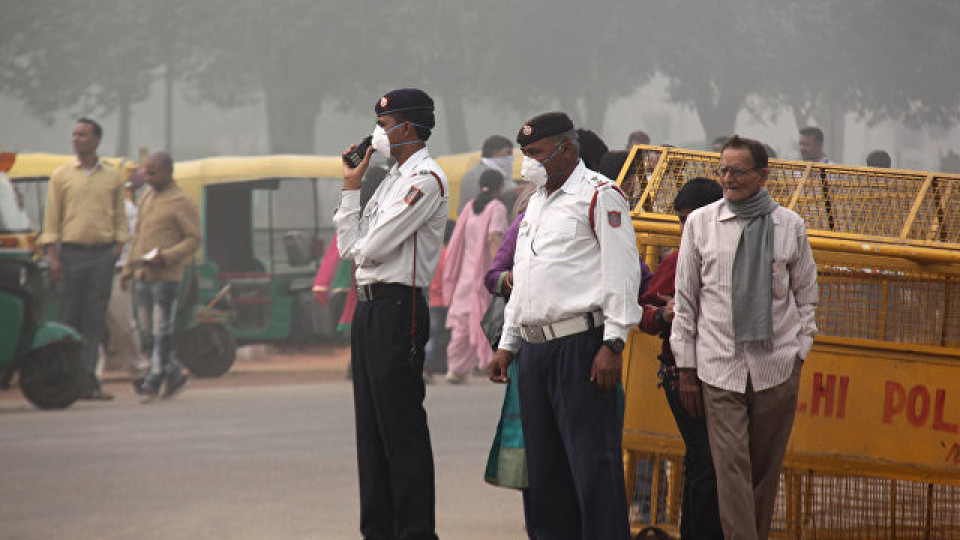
[39, 118, 128, 400]
[122, 152, 201, 399]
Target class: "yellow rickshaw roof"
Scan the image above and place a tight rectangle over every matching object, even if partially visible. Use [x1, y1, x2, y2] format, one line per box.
[6, 153, 133, 179]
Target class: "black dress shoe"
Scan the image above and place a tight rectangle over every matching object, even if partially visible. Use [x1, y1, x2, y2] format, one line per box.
[81, 389, 114, 401]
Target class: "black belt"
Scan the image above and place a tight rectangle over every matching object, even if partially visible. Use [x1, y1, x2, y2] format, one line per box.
[356, 282, 422, 302]
[61, 242, 115, 251]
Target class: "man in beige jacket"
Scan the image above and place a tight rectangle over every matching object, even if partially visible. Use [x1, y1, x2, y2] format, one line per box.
[122, 152, 201, 399]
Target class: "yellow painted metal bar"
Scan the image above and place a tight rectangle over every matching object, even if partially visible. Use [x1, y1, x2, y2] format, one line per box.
[900, 173, 936, 239]
[633, 218, 960, 266]
[786, 164, 810, 211]
[928, 178, 955, 242]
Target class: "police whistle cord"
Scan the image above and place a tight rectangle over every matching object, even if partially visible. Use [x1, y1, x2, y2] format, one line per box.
[409, 234, 418, 362]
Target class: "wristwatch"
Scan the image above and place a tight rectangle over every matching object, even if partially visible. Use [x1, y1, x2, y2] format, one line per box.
[602, 338, 625, 354]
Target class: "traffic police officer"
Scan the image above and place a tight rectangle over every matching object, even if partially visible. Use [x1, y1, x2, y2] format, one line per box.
[334, 88, 448, 540]
[489, 112, 641, 540]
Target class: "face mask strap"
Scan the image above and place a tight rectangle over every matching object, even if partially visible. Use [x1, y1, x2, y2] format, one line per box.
[541, 140, 566, 167]
[383, 121, 427, 148]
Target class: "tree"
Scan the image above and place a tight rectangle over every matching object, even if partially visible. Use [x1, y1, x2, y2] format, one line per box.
[0, 0, 167, 156]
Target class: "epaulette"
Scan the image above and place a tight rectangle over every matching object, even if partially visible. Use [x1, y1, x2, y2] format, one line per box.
[588, 176, 626, 236]
[417, 169, 445, 197]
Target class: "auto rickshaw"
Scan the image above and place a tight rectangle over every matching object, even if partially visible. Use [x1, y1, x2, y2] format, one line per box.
[169, 150, 486, 378]
[0, 154, 85, 409]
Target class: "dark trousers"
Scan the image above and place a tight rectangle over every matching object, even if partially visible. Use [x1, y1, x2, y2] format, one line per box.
[351, 292, 437, 540]
[58, 244, 116, 392]
[423, 306, 449, 375]
[662, 370, 723, 540]
[517, 327, 630, 540]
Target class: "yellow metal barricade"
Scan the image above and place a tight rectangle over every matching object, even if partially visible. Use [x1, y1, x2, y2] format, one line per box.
[620, 145, 960, 539]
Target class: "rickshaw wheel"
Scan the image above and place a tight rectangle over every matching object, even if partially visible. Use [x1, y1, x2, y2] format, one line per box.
[176, 323, 237, 378]
[19, 341, 85, 410]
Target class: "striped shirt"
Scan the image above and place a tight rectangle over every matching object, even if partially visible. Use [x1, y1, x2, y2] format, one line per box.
[670, 200, 818, 392]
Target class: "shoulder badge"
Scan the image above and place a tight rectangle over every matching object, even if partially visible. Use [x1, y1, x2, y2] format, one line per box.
[404, 186, 424, 206]
[607, 210, 622, 228]
[418, 169, 445, 197]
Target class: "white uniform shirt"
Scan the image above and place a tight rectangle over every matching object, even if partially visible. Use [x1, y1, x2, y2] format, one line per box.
[334, 148, 449, 288]
[670, 200, 818, 392]
[498, 161, 641, 353]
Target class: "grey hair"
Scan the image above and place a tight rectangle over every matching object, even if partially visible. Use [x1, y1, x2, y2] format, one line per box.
[556, 128, 580, 152]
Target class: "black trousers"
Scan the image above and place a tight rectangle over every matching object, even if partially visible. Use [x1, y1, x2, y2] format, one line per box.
[59, 244, 116, 392]
[517, 327, 630, 540]
[662, 368, 723, 540]
[351, 291, 437, 540]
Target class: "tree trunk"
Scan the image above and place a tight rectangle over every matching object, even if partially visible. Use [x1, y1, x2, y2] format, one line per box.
[814, 93, 845, 162]
[442, 98, 469, 153]
[693, 88, 742, 144]
[263, 77, 320, 154]
[115, 98, 131, 158]
[165, 62, 174, 153]
[583, 94, 607, 135]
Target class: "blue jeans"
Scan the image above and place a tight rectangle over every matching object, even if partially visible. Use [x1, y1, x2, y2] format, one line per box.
[133, 280, 182, 385]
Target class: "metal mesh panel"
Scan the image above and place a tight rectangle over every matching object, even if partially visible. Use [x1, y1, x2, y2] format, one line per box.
[627, 449, 960, 539]
[774, 473, 960, 539]
[623, 147, 960, 247]
[908, 176, 960, 243]
[791, 169, 924, 237]
[627, 451, 680, 531]
[816, 265, 960, 347]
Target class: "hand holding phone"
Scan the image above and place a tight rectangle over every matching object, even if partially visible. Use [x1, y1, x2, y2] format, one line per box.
[342, 136, 373, 190]
[342, 135, 373, 168]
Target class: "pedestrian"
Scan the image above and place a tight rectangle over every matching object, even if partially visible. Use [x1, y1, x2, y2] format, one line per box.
[103, 166, 150, 381]
[866, 150, 892, 168]
[799, 126, 831, 163]
[334, 88, 448, 540]
[575, 128, 609, 171]
[121, 152, 200, 400]
[482, 191, 535, 538]
[638, 177, 724, 540]
[489, 112, 641, 540]
[671, 135, 818, 540]
[458, 135, 514, 214]
[38, 118, 128, 400]
[442, 168, 508, 383]
[423, 219, 456, 383]
[627, 130, 651, 149]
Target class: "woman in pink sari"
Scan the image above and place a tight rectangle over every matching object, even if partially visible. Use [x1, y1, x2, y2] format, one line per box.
[442, 169, 508, 383]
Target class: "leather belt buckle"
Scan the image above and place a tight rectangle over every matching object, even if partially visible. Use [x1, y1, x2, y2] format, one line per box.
[521, 325, 547, 343]
[357, 284, 374, 302]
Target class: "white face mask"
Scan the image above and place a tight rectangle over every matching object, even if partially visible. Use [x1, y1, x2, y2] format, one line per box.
[488, 155, 514, 180]
[371, 125, 391, 156]
[520, 156, 548, 188]
[520, 141, 565, 188]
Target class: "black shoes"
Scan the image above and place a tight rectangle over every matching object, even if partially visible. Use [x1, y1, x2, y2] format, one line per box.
[162, 372, 189, 399]
[80, 388, 115, 401]
[136, 372, 187, 402]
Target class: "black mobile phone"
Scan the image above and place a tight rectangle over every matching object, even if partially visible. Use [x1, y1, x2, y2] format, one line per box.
[342, 135, 373, 168]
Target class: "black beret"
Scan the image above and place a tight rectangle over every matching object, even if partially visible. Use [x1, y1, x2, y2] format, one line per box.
[516, 112, 574, 146]
[375, 88, 435, 117]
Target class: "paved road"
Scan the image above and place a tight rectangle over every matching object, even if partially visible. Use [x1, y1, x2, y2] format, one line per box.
[0, 372, 527, 539]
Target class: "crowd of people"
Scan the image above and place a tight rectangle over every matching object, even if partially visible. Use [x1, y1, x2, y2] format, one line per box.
[331, 88, 820, 540]
[36, 87, 835, 539]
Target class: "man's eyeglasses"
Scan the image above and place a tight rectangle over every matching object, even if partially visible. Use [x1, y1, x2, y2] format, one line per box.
[714, 166, 758, 178]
